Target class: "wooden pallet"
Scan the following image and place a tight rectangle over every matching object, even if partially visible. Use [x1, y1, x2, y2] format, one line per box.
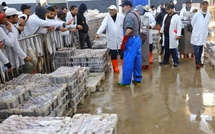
[86, 73, 105, 92]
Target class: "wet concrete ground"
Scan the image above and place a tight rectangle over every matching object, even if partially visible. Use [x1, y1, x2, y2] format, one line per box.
[78, 57, 215, 134]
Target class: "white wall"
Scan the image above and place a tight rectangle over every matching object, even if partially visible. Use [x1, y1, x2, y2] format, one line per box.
[47, 0, 66, 4]
[3, 0, 37, 4]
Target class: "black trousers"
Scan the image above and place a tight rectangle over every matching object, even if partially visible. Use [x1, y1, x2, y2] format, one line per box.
[109, 49, 124, 60]
[79, 32, 91, 49]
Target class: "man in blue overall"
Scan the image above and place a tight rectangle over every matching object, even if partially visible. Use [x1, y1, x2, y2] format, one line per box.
[118, 1, 142, 87]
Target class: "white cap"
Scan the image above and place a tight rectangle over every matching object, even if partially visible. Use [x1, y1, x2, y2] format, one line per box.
[5, 8, 20, 16]
[107, 5, 117, 10]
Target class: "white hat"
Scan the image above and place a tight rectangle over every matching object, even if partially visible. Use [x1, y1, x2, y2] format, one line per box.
[5, 8, 20, 16]
[144, 5, 149, 11]
[107, 5, 117, 10]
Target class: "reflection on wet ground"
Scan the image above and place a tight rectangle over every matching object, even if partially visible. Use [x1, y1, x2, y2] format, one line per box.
[77, 58, 215, 134]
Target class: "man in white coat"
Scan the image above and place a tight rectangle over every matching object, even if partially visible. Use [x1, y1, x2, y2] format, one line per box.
[66, 5, 82, 31]
[157, 3, 165, 14]
[179, 0, 196, 20]
[5, 8, 33, 73]
[191, 1, 211, 69]
[95, 5, 124, 73]
[160, 4, 182, 67]
[0, 37, 13, 72]
[0, 13, 14, 72]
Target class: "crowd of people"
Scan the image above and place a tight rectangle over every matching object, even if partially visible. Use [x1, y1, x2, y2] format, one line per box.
[0, 0, 211, 87]
[0, 2, 92, 77]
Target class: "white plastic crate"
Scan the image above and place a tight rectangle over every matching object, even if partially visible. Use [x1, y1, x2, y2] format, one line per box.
[0, 85, 32, 109]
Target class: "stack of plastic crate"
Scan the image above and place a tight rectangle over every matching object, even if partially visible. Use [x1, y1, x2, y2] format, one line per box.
[205, 42, 215, 67]
[0, 84, 68, 119]
[0, 114, 118, 134]
[54, 47, 76, 69]
[6, 74, 52, 85]
[48, 66, 89, 114]
[68, 49, 109, 72]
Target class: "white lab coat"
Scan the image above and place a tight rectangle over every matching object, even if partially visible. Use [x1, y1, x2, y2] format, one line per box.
[179, 6, 196, 20]
[160, 14, 182, 49]
[0, 26, 16, 67]
[149, 8, 156, 18]
[8, 22, 26, 67]
[96, 13, 124, 50]
[66, 12, 77, 29]
[0, 50, 9, 64]
[24, 13, 64, 36]
[157, 6, 162, 13]
[191, 11, 211, 46]
[142, 12, 156, 44]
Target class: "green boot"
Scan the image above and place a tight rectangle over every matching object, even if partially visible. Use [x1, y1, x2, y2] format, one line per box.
[117, 82, 130, 87]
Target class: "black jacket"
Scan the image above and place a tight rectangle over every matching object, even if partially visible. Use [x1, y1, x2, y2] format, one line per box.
[77, 3, 89, 33]
[155, 8, 167, 26]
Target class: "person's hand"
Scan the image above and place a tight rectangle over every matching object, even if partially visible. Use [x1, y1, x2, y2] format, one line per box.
[0, 40, 5, 48]
[47, 27, 55, 32]
[147, 25, 151, 29]
[18, 26, 24, 31]
[95, 34, 99, 39]
[8, 67, 14, 72]
[5, 22, 12, 32]
[60, 27, 67, 32]
[77, 25, 83, 30]
[24, 56, 31, 61]
[121, 35, 129, 50]
[66, 18, 73, 25]
[20, 18, 26, 26]
[70, 28, 76, 32]
[176, 36, 180, 40]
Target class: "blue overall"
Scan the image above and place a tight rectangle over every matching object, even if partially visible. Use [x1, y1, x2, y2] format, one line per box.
[122, 35, 142, 85]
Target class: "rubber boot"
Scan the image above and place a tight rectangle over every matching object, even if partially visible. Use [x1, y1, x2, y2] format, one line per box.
[121, 60, 124, 66]
[149, 52, 153, 64]
[196, 61, 200, 70]
[111, 60, 120, 73]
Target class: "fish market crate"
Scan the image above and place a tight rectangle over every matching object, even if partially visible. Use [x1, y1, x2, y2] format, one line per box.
[0, 115, 73, 133]
[54, 48, 76, 69]
[55, 47, 76, 57]
[0, 113, 118, 134]
[11, 94, 58, 116]
[67, 87, 79, 98]
[30, 84, 67, 98]
[69, 113, 118, 134]
[51, 94, 69, 117]
[49, 66, 81, 84]
[6, 74, 51, 85]
[67, 79, 78, 91]
[0, 85, 32, 109]
[92, 35, 107, 49]
[30, 84, 68, 109]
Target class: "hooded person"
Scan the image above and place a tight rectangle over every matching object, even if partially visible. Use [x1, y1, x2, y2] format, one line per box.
[77, 3, 91, 49]
[95, 5, 124, 73]
[1, 2, 8, 11]
[135, 5, 156, 67]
